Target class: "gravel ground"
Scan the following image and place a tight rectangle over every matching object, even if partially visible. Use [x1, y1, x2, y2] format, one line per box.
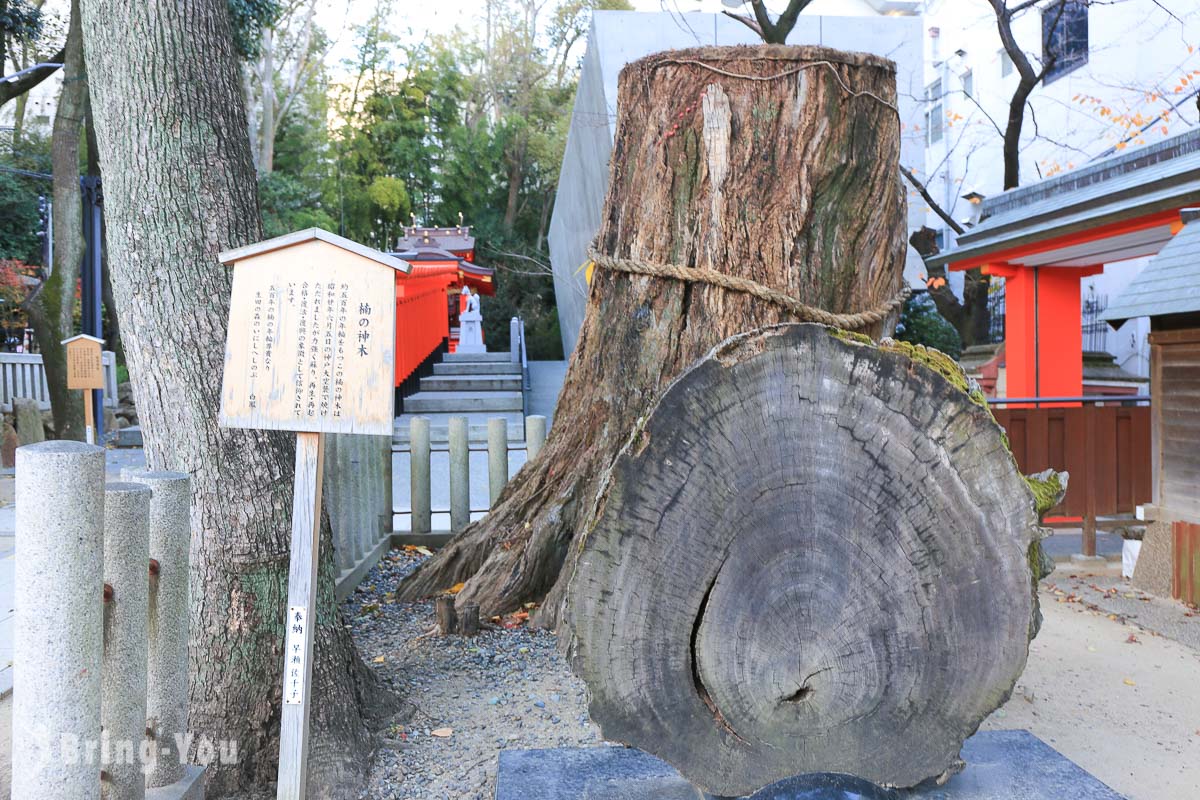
[345, 551, 601, 800]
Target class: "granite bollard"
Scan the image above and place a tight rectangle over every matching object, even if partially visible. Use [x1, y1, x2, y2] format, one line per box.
[487, 417, 508, 507]
[124, 469, 192, 789]
[448, 416, 470, 531]
[410, 417, 432, 534]
[101, 482, 152, 800]
[526, 415, 547, 461]
[13, 441, 106, 800]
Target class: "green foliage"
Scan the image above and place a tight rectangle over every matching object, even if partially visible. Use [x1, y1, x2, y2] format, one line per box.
[255, 0, 635, 351]
[895, 292, 963, 360]
[0, 171, 44, 264]
[227, 0, 280, 58]
[0, 0, 43, 43]
[258, 172, 336, 238]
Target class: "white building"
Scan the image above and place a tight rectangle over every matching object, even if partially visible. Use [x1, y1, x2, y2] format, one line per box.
[549, 3, 926, 357]
[920, 0, 1200, 378]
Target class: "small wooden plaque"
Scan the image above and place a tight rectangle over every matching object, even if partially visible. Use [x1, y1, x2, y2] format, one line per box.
[218, 230, 409, 437]
[64, 335, 104, 390]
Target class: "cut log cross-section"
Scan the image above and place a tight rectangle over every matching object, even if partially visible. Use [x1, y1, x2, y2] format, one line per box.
[395, 45, 908, 625]
[565, 325, 1043, 797]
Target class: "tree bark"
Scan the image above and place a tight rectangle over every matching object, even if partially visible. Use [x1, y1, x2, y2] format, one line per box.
[396, 45, 907, 627]
[24, 0, 84, 441]
[564, 323, 1041, 796]
[80, 0, 388, 795]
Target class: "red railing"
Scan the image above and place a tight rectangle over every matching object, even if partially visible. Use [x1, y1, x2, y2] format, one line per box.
[395, 275, 450, 386]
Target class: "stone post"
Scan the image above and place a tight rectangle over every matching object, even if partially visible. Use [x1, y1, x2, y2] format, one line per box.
[410, 417, 431, 534]
[13, 441, 106, 800]
[526, 415, 547, 461]
[510, 317, 521, 363]
[101, 482, 152, 800]
[13, 397, 45, 445]
[488, 417, 508, 508]
[123, 469, 191, 789]
[448, 416, 470, 531]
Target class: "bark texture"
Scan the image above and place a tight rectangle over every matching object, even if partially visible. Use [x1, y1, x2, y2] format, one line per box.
[565, 324, 1041, 796]
[80, 1, 386, 795]
[396, 45, 907, 626]
[25, 0, 84, 441]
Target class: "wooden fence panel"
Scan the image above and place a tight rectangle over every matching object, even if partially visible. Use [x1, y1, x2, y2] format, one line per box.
[992, 405, 1151, 520]
[1174, 522, 1200, 606]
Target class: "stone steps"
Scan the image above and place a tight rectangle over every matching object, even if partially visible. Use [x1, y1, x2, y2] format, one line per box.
[403, 390, 523, 414]
[420, 374, 523, 393]
[434, 361, 523, 376]
[443, 351, 514, 363]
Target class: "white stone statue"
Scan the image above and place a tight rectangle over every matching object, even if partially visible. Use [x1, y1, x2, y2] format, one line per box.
[458, 287, 486, 353]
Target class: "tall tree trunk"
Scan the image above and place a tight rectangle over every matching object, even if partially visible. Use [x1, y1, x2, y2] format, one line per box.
[25, 0, 85, 441]
[80, 0, 387, 795]
[503, 147, 523, 231]
[258, 26, 276, 174]
[396, 46, 907, 626]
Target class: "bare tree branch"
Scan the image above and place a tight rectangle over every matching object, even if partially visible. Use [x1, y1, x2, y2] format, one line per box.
[901, 165, 965, 236]
[0, 47, 66, 107]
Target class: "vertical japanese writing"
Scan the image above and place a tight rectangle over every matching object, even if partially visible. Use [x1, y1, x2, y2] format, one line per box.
[249, 290, 262, 408]
[357, 301, 372, 357]
[265, 284, 277, 373]
[294, 282, 306, 417]
[307, 282, 321, 417]
[283, 606, 308, 705]
[320, 281, 335, 417]
[334, 284, 348, 418]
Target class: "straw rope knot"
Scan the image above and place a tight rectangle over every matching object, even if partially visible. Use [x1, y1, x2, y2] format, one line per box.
[588, 251, 909, 331]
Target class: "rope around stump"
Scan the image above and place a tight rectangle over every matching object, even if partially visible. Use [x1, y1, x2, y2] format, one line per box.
[589, 251, 910, 331]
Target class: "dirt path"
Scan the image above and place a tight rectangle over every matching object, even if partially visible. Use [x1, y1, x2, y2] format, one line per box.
[980, 582, 1200, 800]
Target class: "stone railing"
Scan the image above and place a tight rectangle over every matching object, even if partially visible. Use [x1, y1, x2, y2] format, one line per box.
[0, 350, 120, 412]
[13, 442, 205, 799]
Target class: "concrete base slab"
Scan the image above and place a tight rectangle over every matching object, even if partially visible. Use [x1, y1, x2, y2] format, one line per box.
[146, 765, 206, 800]
[1070, 553, 1109, 565]
[495, 731, 1125, 800]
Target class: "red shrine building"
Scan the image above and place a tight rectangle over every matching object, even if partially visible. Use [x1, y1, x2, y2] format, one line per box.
[929, 131, 1200, 404]
[388, 224, 496, 393]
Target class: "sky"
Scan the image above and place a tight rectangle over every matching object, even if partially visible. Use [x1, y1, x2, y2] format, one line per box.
[313, 1, 862, 71]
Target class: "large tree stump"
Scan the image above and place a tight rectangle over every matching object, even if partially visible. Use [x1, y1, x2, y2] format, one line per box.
[564, 324, 1043, 796]
[395, 45, 907, 625]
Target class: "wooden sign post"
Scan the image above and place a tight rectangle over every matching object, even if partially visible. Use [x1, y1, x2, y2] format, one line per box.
[217, 228, 409, 799]
[63, 334, 105, 444]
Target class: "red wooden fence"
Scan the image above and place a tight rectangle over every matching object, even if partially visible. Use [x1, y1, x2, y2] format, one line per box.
[1174, 522, 1200, 606]
[394, 276, 451, 386]
[992, 405, 1152, 554]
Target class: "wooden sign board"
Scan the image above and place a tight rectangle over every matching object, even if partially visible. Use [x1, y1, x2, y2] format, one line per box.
[217, 229, 409, 800]
[64, 335, 104, 390]
[218, 229, 409, 437]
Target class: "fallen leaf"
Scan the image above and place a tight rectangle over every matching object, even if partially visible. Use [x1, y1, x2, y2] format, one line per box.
[414, 546, 433, 556]
[431, 727, 453, 738]
[446, 582, 466, 595]
[373, 655, 386, 664]
[1123, 678, 1136, 686]
[1125, 634, 1140, 644]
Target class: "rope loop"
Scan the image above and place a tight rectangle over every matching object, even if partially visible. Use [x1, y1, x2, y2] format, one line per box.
[588, 251, 909, 331]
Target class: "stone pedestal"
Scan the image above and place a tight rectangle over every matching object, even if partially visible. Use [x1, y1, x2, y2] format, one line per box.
[495, 731, 1126, 800]
[458, 308, 487, 354]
